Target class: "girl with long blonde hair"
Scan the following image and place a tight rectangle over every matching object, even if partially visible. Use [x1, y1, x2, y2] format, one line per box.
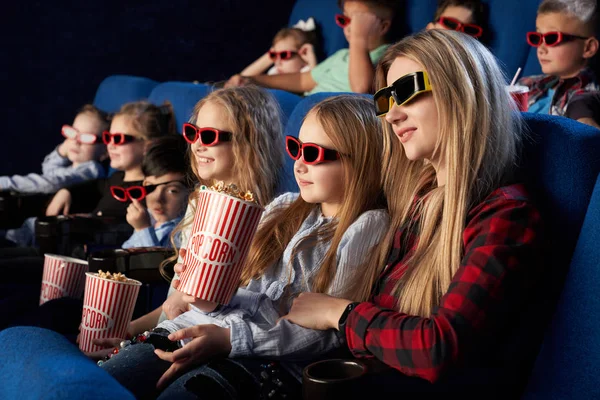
[101, 95, 389, 399]
[284, 30, 543, 396]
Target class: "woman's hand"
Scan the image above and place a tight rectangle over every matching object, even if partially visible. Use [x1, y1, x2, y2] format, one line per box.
[172, 263, 219, 313]
[282, 293, 353, 331]
[154, 324, 232, 390]
[126, 198, 151, 231]
[46, 188, 72, 216]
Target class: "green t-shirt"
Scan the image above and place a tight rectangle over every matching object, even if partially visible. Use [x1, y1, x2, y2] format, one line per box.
[306, 44, 390, 95]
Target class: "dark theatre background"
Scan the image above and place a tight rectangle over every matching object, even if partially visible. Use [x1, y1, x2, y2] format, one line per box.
[1, 0, 296, 175]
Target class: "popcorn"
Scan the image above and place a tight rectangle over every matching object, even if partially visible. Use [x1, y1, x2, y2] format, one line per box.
[97, 270, 128, 282]
[200, 181, 257, 204]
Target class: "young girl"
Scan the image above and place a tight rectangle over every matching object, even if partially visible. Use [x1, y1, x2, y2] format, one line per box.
[100, 95, 390, 400]
[0, 104, 109, 195]
[283, 30, 543, 396]
[86, 85, 285, 359]
[0, 105, 110, 247]
[225, 20, 319, 86]
[46, 100, 176, 218]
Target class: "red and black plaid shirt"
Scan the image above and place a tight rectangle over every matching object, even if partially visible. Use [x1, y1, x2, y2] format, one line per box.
[518, 68, 599, 117]
[345, 184, 542, 383]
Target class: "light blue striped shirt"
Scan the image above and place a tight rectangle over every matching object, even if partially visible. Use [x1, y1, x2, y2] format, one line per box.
[158, 192, 389, 377]
[0, 148, 104, 194]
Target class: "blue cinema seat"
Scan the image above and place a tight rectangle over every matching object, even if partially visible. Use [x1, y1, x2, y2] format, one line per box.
[0, 326, 135, 400]
[92, 75, 159, 113]
[522, 173, 600, 400]
[147, 81, 214, 133]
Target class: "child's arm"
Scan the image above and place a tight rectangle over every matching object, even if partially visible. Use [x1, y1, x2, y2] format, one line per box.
[129, 306, 163, 335]
[240, 52, 273, 76]
[348, 13, 385, 94]
[226, 71, 317, 94]
[41, 146, 71, 176]
[226, 210, 390, 359]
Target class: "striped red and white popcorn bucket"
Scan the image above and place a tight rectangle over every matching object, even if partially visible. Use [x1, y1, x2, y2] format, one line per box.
[178, 190, 263, 304]
[78, 272, 141, 353]
[40, 254, 89, 305]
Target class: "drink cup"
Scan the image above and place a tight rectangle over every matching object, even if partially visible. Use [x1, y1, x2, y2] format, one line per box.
[508, 84, 529, 112]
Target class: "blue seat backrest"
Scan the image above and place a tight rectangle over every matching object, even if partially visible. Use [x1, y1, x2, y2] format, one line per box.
[484, 0, 539, 76]
[267, 89, 303, 129]
[148, 82, 214, 133]
[0, 326, 135, 399]
[519, 113, 600, 265]
[93, 75, 159, 113]
[288, 0, 347, 60]
[523, 173, 600, 400]
[399, 0, 539, 78]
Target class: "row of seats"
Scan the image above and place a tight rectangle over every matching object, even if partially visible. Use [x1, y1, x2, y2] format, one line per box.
[287, 0, 542, 77]
[1, 70, 599, 397]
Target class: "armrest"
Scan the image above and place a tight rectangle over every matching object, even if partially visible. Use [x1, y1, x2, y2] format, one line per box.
[88, 247, 175, 283]
[0, 191, 53, 229]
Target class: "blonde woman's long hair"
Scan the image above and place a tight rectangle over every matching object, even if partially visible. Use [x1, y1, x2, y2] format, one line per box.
[353, 30, 523, 315]
[161, 86, 284, 278]
[239, 95, 385, 299]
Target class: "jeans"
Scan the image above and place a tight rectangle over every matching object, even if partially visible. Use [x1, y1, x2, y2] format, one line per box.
[101, 330, 301, 400]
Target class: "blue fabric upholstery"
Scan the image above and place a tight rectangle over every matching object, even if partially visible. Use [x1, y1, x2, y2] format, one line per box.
[523, 173, 600, 400]
[267, 88, 302, 128]
[0, 326, 134, 400]
[287, 0, 347, 60]
[92, 75, 159, 113]
[519, 113, 600, 265]
[148, 82, 214, 133]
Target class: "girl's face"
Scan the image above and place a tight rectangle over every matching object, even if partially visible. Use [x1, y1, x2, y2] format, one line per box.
[295, 112, 345, 217]
[144, 172, 188, 225]
[67, 112, 106, 164]
[384, 57, 441, 165]
[271, 37, 305, 74]
[107, 115, 146, 172]
[191, 101, 235, 183]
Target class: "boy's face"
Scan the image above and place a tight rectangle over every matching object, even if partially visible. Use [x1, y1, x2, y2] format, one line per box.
[427, 6, 475, 29]
[271, 36, 306, 74]
[535, 12, 591, 78]
[341, 1, 389, 44]
[144, 171, 188, 225]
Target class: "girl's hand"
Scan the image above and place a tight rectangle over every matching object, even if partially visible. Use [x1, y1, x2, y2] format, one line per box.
[281, 293, 353, 331]
[126, 198, 151, 231]
[78, 323, 133, 360]
[172, 262, 219, 313]
[162, 289, 190, 320]
[46, 188, 72, 216]
[58, 139, 73, 158]
[299, 43, 317, 68]
[154, 324, 232, 390]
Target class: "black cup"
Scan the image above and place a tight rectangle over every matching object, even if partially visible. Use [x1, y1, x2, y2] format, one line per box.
[302, 359, 368, 400]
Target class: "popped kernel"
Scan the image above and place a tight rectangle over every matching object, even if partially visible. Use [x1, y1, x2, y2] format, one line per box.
[97, 270, 129, 282]
[201, 181, 257, 204]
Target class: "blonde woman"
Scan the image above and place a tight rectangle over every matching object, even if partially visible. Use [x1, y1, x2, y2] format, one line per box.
[284, 30, 543, 395]
[100, 95, 389, 399]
